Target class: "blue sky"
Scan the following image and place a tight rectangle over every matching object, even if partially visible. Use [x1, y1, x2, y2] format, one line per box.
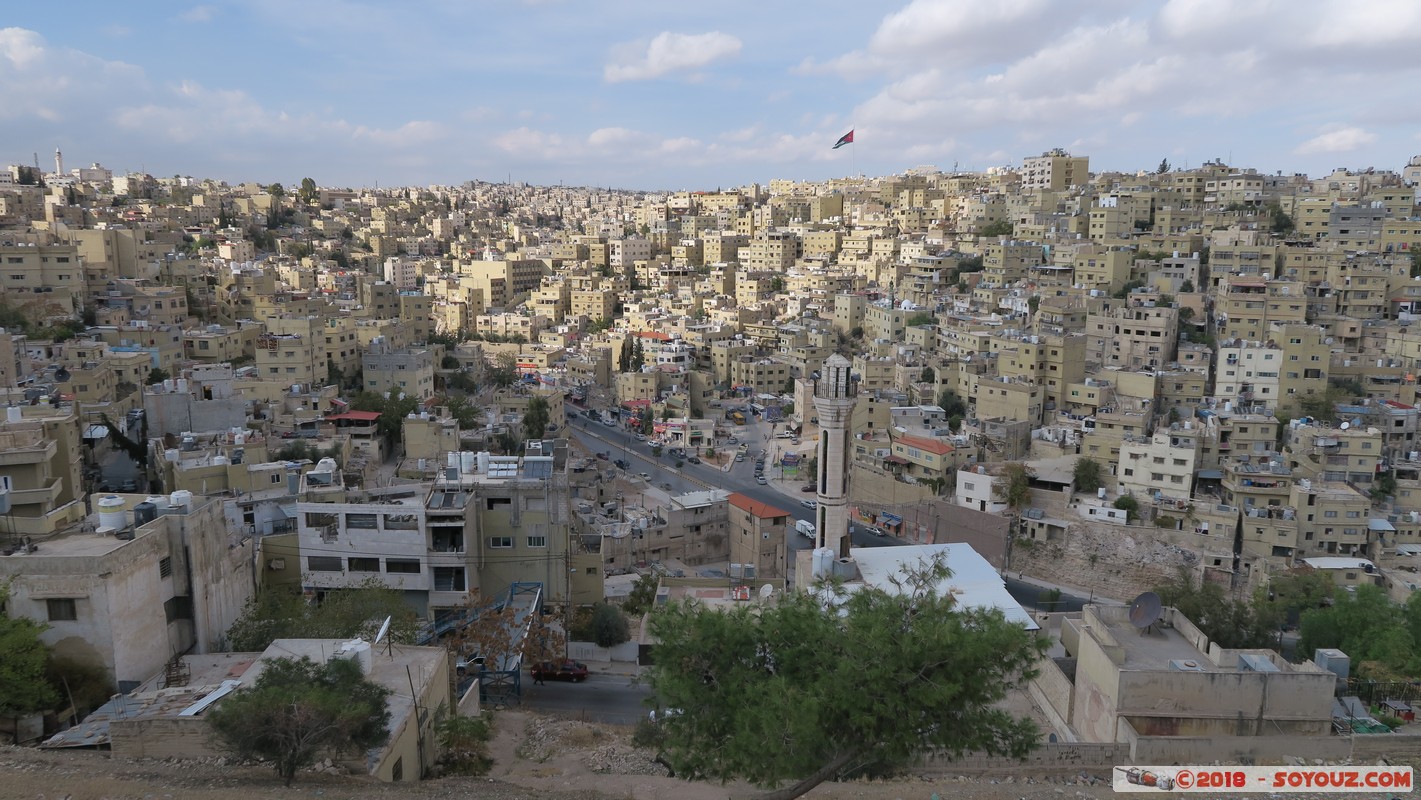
[3, 1, 1420, 190]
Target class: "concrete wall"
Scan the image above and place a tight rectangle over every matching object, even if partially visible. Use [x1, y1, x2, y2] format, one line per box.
[567, 640, 639, 663]
[144, 392, 247, 438]
[1350, 733, 1421, 764]
[110, 717, 223, 759]
[1031, 656, 1076, 727]
[1121, 715, 1348, 764]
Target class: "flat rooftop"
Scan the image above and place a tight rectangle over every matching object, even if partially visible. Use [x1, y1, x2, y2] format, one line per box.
[1098, 608, 1216, 671]
[848, 543, 1038, 631]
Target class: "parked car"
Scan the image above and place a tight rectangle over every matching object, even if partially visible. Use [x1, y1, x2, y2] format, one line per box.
[639, 472, 651, 481]
[120, 479, 138, 491]
[775, 431, 795, 439]
[686, 456, 701, 464]
[531, 659, 589, 682]
[801, 484, 815, 493]
[756, 476, 768, 485]
[735, 454, 745, 462]
[595, 451, 609, 460]
[614, 459, 630, 470]
[800, 499, 817, 509]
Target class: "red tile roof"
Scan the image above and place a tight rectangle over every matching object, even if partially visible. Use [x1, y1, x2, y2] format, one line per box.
[894, 433, 955, 456]
[727, 492, 790, 520]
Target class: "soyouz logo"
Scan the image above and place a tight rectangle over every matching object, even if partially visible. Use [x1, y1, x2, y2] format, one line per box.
[1113, 766, 1413, 793]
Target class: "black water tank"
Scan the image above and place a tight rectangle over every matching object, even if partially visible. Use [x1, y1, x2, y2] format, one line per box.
[133, 502, 158, 527]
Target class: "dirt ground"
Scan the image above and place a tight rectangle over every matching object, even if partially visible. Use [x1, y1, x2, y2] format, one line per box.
[2, 711, 1407, 800]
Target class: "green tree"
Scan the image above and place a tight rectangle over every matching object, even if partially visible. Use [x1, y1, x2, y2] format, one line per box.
[486, 352, 518, 388]
[1298, 584, 1420, 678]
[1072, 457, 1104, 493]
[1157, 158, 1171, 174]
[265, 182, 285, 199]
[1, 585, 61, 724]
[935, 388, 966, 419]
[1112, 494, 1140, 522]
[770, 276, 786, 293]
[646, 553, 1044, 798]
[979, 220, 1013, 237]
[207, 656, 391, 786]
[522, 395, 550, 440]
[1253, 569, 1334, 631]
[435, 713, 494, 776]
[350, 389, 420, 445]
[1180, 279, 1195, 293]
[590, 603, 630, 648]
[297, 177, 318, 204]
[1027, 295, 1041, 314]
[630, 337, 646, 371]
[147, 366, 171, 385]
[919, 366, 935, 384]
[906, 312, 935, 327]
[1154, 569, 1275, 650]
[224, 579, 419, 652]
[995, 463, 1032, 511]
[444, 396, 482, 430]
[622, 573, 660, 617]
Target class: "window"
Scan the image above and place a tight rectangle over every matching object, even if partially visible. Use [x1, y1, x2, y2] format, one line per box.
[47, 598, 78, 621]
[308, 556, 342, 571]
[159, 557, 173, 578]
[527, 535, 547, 548]
[348, 557, 380, 572]
[164, 596, 193, 622]
[270, 473, 282, 484]
[385, 559, 421, 574]
[433, 567, 466, 591]
[489, 536, 513, 548]
[346, 513, 378, 529]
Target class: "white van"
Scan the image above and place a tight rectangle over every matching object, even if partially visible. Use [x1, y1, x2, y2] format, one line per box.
[795, 519, 816, 539]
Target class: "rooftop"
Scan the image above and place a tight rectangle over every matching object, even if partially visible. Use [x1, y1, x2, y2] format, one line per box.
[847, 543, 1037, 630]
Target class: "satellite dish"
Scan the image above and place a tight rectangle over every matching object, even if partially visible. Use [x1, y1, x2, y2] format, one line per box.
[1340, 421, 1350, 430]
[1128, 591, 1163, 631]
[54, 368, 70, 383]
[373, 615, 392, 645]
[758, 584, 774, 600]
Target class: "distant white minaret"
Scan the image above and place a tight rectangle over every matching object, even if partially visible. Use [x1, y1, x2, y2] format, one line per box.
[54, 147, 63, 176]
[811, 353, 858, 559]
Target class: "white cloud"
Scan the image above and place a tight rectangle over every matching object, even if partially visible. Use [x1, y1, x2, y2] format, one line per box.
[0, 28, 146, 123]
[1294, 126, 1377, 156]
[178, 5, 217, 23]
[604, 31, 741, 83]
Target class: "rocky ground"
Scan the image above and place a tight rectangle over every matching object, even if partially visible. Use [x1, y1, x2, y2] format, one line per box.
[2, 711, 1410, 800]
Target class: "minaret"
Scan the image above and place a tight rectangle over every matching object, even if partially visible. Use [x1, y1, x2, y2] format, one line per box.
[54, 147, 63, 177]
[811, 353, 858, 559]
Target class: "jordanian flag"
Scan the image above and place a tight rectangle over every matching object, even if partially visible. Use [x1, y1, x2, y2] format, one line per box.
[833, 130, 854, 149]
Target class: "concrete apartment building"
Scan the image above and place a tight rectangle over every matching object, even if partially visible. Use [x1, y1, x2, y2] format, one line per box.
[1117, 428, 1200, 502]
[254, 331, 322, 388]
[1038, 604, 1338, 763]
[0, 494, 252, 692]
[362, 344, 435, 400]
[727, 492, 788, 582]
[1021, 148, 1089, 191]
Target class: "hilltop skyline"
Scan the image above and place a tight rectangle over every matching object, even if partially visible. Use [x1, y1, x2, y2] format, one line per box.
[5, 1, 1421, 189]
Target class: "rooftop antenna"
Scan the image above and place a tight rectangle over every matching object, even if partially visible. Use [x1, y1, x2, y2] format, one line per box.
[374, 615, 393, 658]
[1128, 591, 1163, 636]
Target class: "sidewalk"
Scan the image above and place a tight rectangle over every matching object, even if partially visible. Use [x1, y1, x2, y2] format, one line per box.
[1007, 571, 1127, 605]
[583, 659, 643, 679]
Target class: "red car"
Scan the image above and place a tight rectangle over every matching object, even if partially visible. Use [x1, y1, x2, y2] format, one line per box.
[531, 659, 589, 682]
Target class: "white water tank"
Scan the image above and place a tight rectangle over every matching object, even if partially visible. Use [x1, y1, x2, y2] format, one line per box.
[447, 452, 460, 470]
[5, 406, 21, 423]
[315, 457, 338, 474]
[812, 547, 834, 580]
[1098, 487, 1107, 500]
[233, 432, 246, 446]
[460, 451, 477, 473]
[169, 490, 193, 513]
[146, 495, 170, 512]
[333, 638, 373, 676]
[97, 495, 127, 530]
[176, 378, 189, 393]
[477, 451, 491, 473]
[165, 448, 180, 462]
[212, 455, 228, 466]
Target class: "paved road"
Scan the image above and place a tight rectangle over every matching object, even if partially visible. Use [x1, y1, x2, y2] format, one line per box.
[1003, 576, 1093, 612]
[567, 408, 899, 554]
[518, 672, 651, 725]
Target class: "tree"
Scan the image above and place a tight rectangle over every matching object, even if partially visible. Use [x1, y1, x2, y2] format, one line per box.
[1027, 295, 1041, 315]
[919, 366, 935, 384]
[590, 603, 630, 648]
[1252, 569, 1334, 631]
[1112, 494, 1140, 522]
[618, 336, 633, 373]
[630, 337, 646, 372]
[522, 395, 550, 440]
[1072, 457, 1104, 493]
[1157, 158, 1171, 174]
[297, 177, 318, 204]
[224, 579, 419, 653]
[935, 388, 966, 419]
[995, 463, 1032, 512]
[622, 573, 659, 618]
[350, 390, 420, 445]
[979, 220, 1013, 237]
[444, 396, 482, 430]
[435, 713, 493, 776]
[1154, 569, 1275, 650]
[147, 366, 171, 385]
[1180, 279, 1195, 293]
[1, 586, 60, 725]
[207, 656, 391, 786]
[485, 352, 518, 388]
[645, 553, 1044, 799]
[1298, 584, 1421, 678]
[266, 182, 286, 199]
[906, 312, 935, 327]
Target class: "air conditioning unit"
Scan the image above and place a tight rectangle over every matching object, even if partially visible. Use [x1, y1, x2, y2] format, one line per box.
[267, 558, 286, 570]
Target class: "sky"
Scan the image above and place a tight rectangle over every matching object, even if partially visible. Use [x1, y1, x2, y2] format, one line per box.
[3, 1, 1421, 191]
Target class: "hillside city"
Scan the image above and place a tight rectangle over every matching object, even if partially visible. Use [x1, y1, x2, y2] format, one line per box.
[2, 148, 1420, 792]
